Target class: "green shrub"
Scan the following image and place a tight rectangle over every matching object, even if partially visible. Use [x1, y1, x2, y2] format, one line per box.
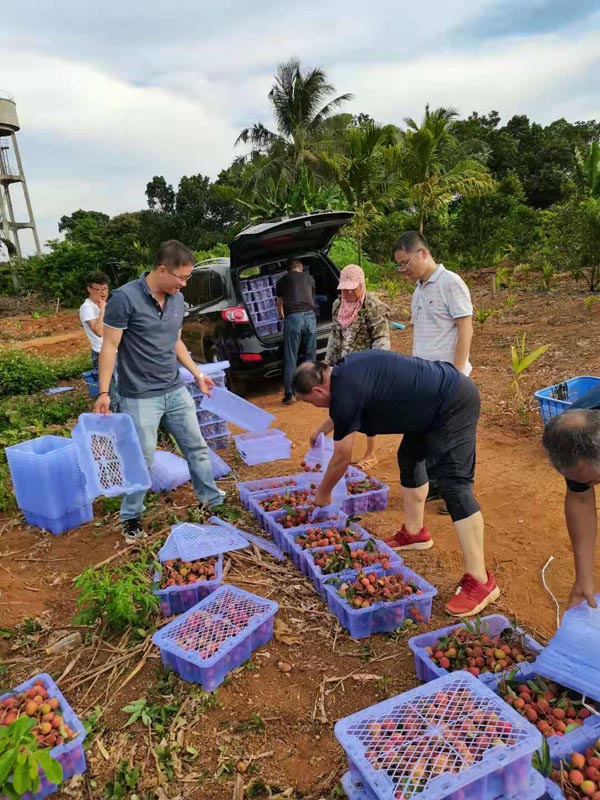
[329, 236, 395, 287]
[0, 350, 92, 397]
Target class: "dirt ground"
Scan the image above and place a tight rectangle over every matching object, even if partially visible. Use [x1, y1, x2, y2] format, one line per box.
[1, 279, 599, 798]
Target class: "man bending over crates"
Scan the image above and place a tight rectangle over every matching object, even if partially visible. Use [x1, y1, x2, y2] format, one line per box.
[542, 384, 600, 610]
[293, 351, 499, 616]
[94, 240, 225, 544]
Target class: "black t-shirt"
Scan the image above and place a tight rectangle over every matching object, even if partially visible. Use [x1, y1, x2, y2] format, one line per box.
[276, 271, 315, 315]
[563, 386, 600, 492]
[329, 351, 460, 440]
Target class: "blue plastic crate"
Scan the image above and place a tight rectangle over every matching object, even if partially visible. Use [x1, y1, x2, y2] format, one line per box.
[324, 563, 437, 638]
[343, 480, 390, 515]
[340, 768, 546, 800]
[533, 593, 600, 703]
[6, 435, 90, 519]
[301, 538, 403, 599]
[23, 505, 94, 535]
[534, 376, 600, 424]
[237, 473, 316, 509]
[304, 433, 335, 469]
[0, 673, 86, 800]
[72, 413, 151, 499]
[543, 717, 600, 800]
[266, 508, 350, 551]
[153, 554, 223, 616]
[335, 671, 543, 800]
[276, 517, 368, 568]
[248, 277, 270, 291]
[234, 429, 291, 466]
[81, 370, 99, 399]
[151, 450, 190, 492]
[209, 516, 285, 561]
[247, 485, 318, 525]
[204, 431, 230, 450]
[160, 522, 248, 562]
[208, 446, 231, 479]
[151, 585, 278, 690]
[408, 615, 543, 690]
[200, 386, 274, 433]
[199, 419, 229, 439]
[493, 661, 600, 758]
[197, 407, 225, 424]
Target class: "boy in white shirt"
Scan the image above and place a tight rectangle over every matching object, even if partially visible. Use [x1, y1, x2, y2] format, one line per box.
[79, 272, 118, 408]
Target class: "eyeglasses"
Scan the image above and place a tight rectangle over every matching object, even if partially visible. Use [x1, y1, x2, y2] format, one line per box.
[169, 271, 192, 284]
[395, 249, 421, 271]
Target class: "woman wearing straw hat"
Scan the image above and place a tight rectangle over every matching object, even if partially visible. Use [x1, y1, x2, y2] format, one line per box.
[324, 263, 390, 470]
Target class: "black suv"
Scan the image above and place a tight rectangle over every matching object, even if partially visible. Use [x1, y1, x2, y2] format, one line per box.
[181, 210, 353, 392]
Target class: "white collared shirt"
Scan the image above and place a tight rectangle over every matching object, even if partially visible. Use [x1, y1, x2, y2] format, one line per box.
[411, 264, 473, 376]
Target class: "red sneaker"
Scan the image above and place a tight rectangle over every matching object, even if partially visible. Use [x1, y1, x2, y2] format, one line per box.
[383, 525, 433, 551]
[445, 571, 501, 617]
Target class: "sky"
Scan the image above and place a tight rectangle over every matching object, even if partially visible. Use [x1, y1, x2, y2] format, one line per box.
[1, 0, 599, 252]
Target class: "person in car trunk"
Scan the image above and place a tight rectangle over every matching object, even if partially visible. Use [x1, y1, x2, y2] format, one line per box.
[293, 352, 499, 617]
[276, 257, 317, 405]
[94, 240, 225, 544]
[324, 263, 390, 470]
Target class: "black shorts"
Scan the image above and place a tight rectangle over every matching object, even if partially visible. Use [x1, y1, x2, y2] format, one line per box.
[397, 375, 480, 521]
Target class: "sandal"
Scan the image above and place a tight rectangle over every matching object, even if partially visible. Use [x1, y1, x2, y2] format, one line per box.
[356, 455, 378, 471]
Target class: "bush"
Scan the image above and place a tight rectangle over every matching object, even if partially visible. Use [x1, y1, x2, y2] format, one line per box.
[328, 236, 395, 287]
[0, 350, 92, 397]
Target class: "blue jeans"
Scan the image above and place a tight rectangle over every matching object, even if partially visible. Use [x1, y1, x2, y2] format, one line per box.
[283, 312, 317, 396]
[119, 386, 225, 521]
[91, 350, 120, 412]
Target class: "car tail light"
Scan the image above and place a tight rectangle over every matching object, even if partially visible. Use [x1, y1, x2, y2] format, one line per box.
[221, 307, 249, 324]
[240, 353, 263, 363]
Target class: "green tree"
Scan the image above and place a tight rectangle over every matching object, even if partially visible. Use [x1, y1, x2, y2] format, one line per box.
[321, 121, 399, 264]
[540, 197, 600, 291]
[399, 106, 495, 235]
[236, 59, 353, 182]
[574, 142, 600, 198]
[145, 175, 176, 214]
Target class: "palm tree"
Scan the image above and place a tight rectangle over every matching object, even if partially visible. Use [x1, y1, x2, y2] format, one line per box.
[321, 121, 400, 264]
[574, 141, 600, 198]
[400, 106, 495, 234]
[236, 59, 353, 182]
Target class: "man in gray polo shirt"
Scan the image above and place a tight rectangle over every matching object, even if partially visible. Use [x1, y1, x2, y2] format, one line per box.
[94, 240, 225, 543]
[394, 231, 474, 515]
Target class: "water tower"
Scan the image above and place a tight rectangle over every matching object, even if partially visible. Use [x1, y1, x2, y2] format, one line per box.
[0, 92, 41, 258]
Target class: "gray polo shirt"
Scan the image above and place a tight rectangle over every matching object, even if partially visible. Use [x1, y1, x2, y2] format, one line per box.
[104, 273, 185, 399]
[411, 264, 473, 376]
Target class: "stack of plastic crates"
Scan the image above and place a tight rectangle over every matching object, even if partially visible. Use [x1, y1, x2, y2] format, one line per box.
[153, 523, 240, 616]
[152, 585, 278, 690]
[180, 361, 232, 449]
[240, 275, 283, 337]
[234, 429, 292, 466]
[5, 436, 93, 534]
[534, 376, 600, 424]
[0, 673, 86, 800]
[6, 414, 151, 535]
[335, 671, 544, 800]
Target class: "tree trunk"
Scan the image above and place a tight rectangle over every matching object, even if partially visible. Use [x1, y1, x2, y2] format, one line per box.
[357, 236, 363, 267]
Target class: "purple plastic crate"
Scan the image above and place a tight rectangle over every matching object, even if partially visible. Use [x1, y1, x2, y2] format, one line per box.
[247, 485, 318, 525]
[266, 508, 350, 552]
[301, 538, 403, 599]
[162, 522, 248, 561]
[255, 321, 279, 336]
[200, 386, 275, 433]
[199, 419, 229, 439]
[234, 429, 291, 466]
[208, 446, 231, 479]
[324, 563, 437, 638]
[197, 407, 224, 424]
[0, 673, 86, 800]
[343, 482, 390, 514]
[276, 517, 369, 568]
[341, 769, 546, 800]
[543, 717, 600, 799]
[335, 671, 543, 800]
[151, 585, 278, 690]
[153, 554, 223, 617]
[205, 431, 230, 450]
[408, 615, 543, 690]
[151, 450, 190, 492]
[23, 504, 93, 535]
[492, 661, 600, 758]
[209, 516, 285, 561]
[237, 473, 315, 509]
